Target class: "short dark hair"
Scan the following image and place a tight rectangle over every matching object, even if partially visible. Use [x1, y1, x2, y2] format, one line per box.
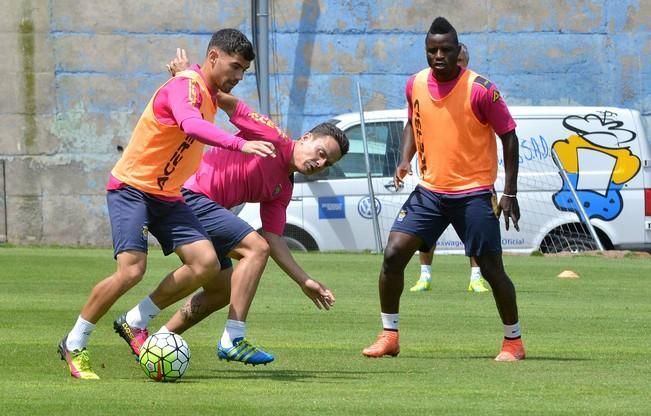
[207, 29, 255, 61]
[428, 16, 458, 44]
[310, 122, 349, 157]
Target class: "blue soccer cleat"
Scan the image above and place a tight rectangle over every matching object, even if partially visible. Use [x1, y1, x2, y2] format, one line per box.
[217, 337, 274, 366]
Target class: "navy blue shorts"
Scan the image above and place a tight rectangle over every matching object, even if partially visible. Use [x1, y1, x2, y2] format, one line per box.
[107, 186, 209, 258]
[182, 188, 254, 269]
[391, 185, 502, 257]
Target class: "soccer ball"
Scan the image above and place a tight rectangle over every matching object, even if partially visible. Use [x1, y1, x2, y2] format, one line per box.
[138, 332, 190, 382]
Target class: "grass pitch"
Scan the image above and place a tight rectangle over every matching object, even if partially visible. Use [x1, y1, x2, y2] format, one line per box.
[0, 247, 649, 415]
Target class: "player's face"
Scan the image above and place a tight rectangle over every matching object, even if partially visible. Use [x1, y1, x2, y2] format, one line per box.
[207, 49, 251, 93]
[294, 134, 342, 176]
[425, 32, 460, 81]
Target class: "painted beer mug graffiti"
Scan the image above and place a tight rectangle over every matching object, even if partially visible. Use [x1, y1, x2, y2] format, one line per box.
[552, 111, 641, 221]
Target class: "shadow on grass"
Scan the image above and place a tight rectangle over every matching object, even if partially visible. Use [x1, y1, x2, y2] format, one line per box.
[446, 355, 592, 362]
[185, 368, 410, 382]
[388, 353, 593, 362]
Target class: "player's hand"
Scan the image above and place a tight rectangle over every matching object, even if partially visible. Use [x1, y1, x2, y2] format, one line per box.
[301, 278, 335, 310]
[166, 48, 189, 76]
[497, 195, 520, 231]
[393, 160, 412, 189]
[241, 140, 276, 157]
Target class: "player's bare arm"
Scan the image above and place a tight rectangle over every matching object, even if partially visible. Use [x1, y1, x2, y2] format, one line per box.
[262, 230, 335, 310]
[393, 122, 416, 189]
[498, 129, 520, 231]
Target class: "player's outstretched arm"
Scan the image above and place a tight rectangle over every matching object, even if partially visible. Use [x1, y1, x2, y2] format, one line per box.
[167, 49, 284, 148]
[180, 117, 275, 157]
[262, 230, 335, 310]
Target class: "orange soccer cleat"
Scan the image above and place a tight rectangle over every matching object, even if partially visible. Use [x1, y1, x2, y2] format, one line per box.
[494, 338, 526, 362]
[362, 330, 400, 358]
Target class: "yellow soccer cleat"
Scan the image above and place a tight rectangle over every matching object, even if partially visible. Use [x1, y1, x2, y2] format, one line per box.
[58, 336, 100, 380]
[410, 278, 432, 292]
[468, 279, 489, 293]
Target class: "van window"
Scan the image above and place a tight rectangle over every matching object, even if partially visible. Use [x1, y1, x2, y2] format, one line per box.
[324, 121, 403, 179]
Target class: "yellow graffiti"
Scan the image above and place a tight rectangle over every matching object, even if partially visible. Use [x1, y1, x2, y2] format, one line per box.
[552, 134, 640, 184]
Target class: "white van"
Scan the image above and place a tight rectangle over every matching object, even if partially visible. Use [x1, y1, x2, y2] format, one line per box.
[236, 107, 651, 253]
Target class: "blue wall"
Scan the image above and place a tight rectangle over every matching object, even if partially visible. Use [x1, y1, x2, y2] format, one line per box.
[50, 0, 651, 139]
[3, 0, 649, 245]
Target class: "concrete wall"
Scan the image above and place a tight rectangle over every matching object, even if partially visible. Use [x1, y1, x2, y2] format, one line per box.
[1, 0, 649, 246]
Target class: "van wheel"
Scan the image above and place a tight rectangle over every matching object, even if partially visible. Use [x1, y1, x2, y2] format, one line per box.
[282, 225, 319, 252]
[539, 224, 611, 254]
[540, 232, 597, 254]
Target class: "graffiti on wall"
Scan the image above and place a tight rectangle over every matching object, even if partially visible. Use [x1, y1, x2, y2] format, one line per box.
[551, 111, 641, 221]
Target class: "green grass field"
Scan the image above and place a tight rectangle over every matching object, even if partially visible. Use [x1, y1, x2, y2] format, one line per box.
[1, 247, 649, 415]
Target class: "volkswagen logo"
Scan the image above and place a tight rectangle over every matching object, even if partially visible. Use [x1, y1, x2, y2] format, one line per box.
[358, 196, 381, 219]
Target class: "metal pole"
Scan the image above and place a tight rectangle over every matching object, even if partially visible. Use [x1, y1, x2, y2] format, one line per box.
[551, 148, 604, 251]
[356, 82, 383, 253]
[0, 160, 6, 243]
[256, 0, 270, 115]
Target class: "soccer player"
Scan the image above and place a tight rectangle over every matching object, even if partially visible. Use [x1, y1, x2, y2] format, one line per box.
[409, 43, 489, 294]
[112, 50, 349, 366]
[58, 29, 276, 380]
[411, 250, 487, 293]
[362, 17, 525, 361]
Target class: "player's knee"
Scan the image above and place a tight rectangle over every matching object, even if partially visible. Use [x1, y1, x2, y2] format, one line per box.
[191, 251, 221, 279]
[382, 241, 411, 274]
[240, 232, 270, 260]
[252, 238, 270, 259]
[116, 264, 146, 288]
[477, 255, 503, 277]
[481, 266, 515, 292]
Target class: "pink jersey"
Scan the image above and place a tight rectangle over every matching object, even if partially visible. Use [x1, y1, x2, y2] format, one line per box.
[154, 64, 213, 126]
[183, 101, 295, 235]
[406, 67, 516, 136]
[106, 65, 239, 201]
[107, 65, 219, 201]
